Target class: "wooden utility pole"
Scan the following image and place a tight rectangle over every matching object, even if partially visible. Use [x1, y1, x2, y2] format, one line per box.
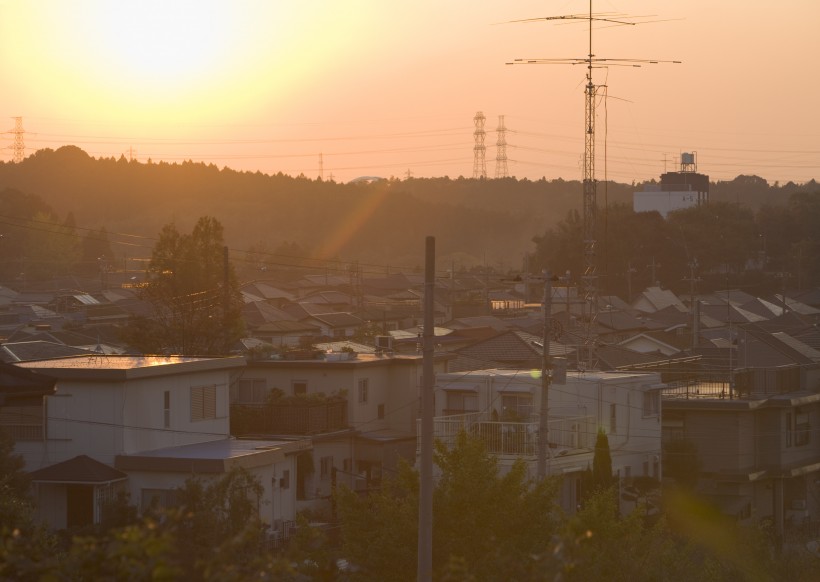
[537, 271, 553, 479]
[418, 236, 435, 582]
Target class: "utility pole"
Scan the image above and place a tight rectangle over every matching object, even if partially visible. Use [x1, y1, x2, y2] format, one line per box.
[417, 236, 435, 582]
[537, 270, 553, 480]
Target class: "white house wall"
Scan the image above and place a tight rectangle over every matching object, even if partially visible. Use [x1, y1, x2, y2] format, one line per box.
[19, 366, 234, 472]
[434, 370, 663, 483]
[119, 370, 231, 454]
[124, 457, 296, 527]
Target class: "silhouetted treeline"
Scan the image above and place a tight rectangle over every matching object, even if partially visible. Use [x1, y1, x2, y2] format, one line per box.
[532, 195, 820, 299]
[0, 146, 816, 287]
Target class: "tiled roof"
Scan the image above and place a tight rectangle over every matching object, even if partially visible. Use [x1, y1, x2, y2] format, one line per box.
[634, 286, 686, 312]
[309, 312, 364, 328]
[595, 345, 678, 371]
[255, 320, 319, 333]
[240, 282, 295, 302]
[242, 301, 296, 326]
[0, 341, 92, 363]
[445, 316, 510, 331]
[770, 332, 820, 363]
[596, 310, 649, 332]
[454, 330, 571, 369]
[28, 455, 127, 484]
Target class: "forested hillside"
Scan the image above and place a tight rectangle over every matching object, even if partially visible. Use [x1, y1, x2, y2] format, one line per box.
[0, 146, 815, 279]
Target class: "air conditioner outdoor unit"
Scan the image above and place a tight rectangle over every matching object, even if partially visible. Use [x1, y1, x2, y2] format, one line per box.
[375, 335, 393, 350]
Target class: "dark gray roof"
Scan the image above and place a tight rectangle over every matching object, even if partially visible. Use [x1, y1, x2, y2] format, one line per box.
[309, 312, 365, 328]
[242, 301, 297, 327]
[1, 341, 93, 363]
[28, 455, 127, 484]
[596, 309, 651, 332]
[595, 345, 679, 371]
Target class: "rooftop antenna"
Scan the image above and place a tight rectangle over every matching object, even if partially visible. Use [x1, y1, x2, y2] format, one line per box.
[506, 1, 680, 367]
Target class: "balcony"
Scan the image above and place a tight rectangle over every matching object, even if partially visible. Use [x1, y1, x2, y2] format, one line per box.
[231, 400, 348, 435]
[1, 423, 44, 441]
[417, 411, 596, 457]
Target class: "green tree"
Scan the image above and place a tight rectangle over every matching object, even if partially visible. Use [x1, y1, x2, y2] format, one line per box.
[122, 216, 244, 354]
[335, 431, 561, 581]
[591, 428, 613, 491]
[0, 429, 59, 581]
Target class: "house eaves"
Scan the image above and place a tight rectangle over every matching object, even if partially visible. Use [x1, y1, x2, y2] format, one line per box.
[29, 455, 127, 485]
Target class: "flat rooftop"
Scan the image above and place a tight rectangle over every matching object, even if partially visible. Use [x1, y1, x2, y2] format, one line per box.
[15, 354, 246, 380]
[115, 437, 311, 474]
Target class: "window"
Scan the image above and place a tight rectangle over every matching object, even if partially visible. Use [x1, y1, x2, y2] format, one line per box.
[786, 412, 792, 447]
[377, 403, 385, 419]
[795, 410, 810, 446]
[141, 488, 179, 512]
[501, 393, 533, 419]
[788, 409, 811, 447]
[320, 456, 334, 479]
[642, 390, 660, 417]
[610, 403, 617, 434]
[163, 390, 170, 429]
[190, 385, 216, 421]
[280, 470, 290, 490]
[446, 391, 478, 414]
[358, 379, 369, 404]
[292, 381, 307, 396]
[236, 378, 266, 404]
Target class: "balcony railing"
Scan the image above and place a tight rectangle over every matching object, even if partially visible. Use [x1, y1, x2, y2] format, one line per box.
[1, 424, 44, 441]
[417, 412, 596, 457]
[231, 400, 348, 435]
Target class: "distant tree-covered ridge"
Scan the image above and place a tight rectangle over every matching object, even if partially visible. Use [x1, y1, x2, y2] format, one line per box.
[0, 146, 814, 271]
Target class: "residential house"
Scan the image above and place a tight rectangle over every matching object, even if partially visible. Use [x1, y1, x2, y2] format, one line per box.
[2, 355, 304, 532]
[430, 368, 664, 514]
[662, 362, 820, 544]
[232, 352, 452, 513]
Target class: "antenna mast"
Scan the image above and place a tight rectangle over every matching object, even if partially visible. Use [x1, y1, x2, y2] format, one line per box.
[507, 2, 679, 366]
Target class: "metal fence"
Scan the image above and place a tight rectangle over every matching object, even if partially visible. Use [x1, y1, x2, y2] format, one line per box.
[419, 412, 596, 457]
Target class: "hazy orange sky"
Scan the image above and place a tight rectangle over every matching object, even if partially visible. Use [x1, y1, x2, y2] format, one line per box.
[1, 0, 818, 185]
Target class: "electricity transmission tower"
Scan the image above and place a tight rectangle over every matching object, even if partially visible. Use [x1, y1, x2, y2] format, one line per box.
[472, 111, 487, 179]
[11, 117, 25, 163]
[507, 2, 679, 364]
[495, 115, 509, 178]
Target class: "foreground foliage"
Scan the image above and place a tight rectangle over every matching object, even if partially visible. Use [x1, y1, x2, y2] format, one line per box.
[2, 433, 818, 581]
